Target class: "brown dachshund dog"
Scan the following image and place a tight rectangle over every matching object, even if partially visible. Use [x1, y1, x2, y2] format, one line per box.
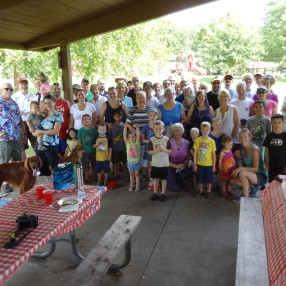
[0, 156, 42, 194]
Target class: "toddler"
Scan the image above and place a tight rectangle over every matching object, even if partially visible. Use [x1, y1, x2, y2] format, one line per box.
[182, 87, 195, 114]
[64, 128, 80, 156]
[39, 72, 51, 98]
[218, 136, 236, 196]
[124, 122, 141, 192]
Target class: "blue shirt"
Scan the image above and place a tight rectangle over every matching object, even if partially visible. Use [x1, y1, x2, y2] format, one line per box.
[158, 102, 182, 127]
[41, 112, 64, 145]
[175, 93, 184, 103]
[209, 133, 224, 155]
[0, 96, 22, 141]
[122, 96, 133, 111]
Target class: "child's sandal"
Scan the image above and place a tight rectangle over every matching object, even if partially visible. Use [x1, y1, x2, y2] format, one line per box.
[135, 185, 140, 192]
[221, 190, 228, 197]
[129, 186, 134, 192]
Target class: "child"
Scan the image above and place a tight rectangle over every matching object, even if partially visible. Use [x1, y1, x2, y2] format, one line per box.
[189, 127, 200, 154]
[26, 101, 46, 150]
[193, 121, 216, 199]
[209, 118, 224, 156]
[77, 114, 98, 184]
[64, 128, 80, 156]
[39, 72, 51, 98]
[247, 100, 271, 149]
[123, 122, 141, 192]
[263, 114, 286, 182]
[93, 123, 112, 186]
[149, 120, 172, 202]
[182, 87, 195, 114]
[141, 108, 162, 191]
[109, 110, 127, 180]
[218, 136, 236, 196]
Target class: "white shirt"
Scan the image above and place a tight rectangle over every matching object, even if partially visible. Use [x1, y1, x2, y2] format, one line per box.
[146, 96, 160, 108]
[229, 97, 254, 121]
[88, 95, 107, 118]
[70, 102, 96, 130]
[215, 105, 236, 137]
[12, 91, 37, 121]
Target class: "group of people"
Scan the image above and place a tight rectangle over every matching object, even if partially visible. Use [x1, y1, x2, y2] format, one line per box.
[0, 72, 285, 204]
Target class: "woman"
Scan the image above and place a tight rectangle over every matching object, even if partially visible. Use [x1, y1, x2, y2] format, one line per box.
[88, 84, 107, 119]
[34, 95, 63, 180]
[250, 86, 277, 119]
[153, 82, 165, 104]
[158, 87, 186, 137]
[99, 87, 128, 129]
[69, 89, 97, 130]
[168, 123, 192, 192]
[187, 90, 214, 130]
[117, 82, 133, 111]
[252, 75, 279, 104]
[231, 128, 268, 204]
[215, 89, 240, 138]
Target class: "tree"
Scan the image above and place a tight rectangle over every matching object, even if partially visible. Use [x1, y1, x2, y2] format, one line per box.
[260, 0, 286, 64]
[194, 13, 261, 74]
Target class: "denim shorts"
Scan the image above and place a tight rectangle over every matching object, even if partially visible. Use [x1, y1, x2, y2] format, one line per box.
[196, 165, 214, 184]
[96, 160, 110, 173]
[127, 161, 141, 171]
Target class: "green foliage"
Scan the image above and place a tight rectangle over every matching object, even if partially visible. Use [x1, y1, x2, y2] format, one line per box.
[260, 0, 286, 64]
[194, 14, 261, 74]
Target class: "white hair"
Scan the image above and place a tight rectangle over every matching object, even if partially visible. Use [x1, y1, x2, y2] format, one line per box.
[136, 90, 146, 99]
[171, 122, 185, 134]
[236, 81, 246, 90]
[164, 87, 175, 97]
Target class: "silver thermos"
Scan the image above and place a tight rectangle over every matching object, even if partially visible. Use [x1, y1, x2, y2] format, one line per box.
[74, 161, 84, 190]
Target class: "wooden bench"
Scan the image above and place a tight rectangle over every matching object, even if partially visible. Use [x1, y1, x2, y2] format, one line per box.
[235, 197, 269, 286]
[64, 214, 142, 286]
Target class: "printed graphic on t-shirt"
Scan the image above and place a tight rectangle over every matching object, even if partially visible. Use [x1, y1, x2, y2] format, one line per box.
[129, 144, 137, 159]
[97, 139, 108, 152]
[270, 138, 283, 146]
[198, 142, 209, 161]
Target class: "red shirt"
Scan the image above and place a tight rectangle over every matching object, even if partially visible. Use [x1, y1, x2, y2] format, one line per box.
[55, 98, 70, 139]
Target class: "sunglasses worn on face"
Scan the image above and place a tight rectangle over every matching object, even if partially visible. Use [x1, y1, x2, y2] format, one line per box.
[213, 82, 220, 85]
[258, 91, 266, 94]
[3, 88, 13, 92]
[225, 78, 232, 80]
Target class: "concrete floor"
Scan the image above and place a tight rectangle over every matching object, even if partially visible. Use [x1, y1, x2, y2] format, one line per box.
[4, 177, 242, 286]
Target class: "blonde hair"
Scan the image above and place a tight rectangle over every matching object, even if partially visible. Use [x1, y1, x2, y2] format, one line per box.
[190, 127, 199, 134]
[218, 89, 230, 99]
[200, 121, 211, 129]
[153, 120, 165, 128]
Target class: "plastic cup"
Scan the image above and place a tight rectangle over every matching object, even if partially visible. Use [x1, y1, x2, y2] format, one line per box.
[36, 186, 45, 199]
[43, 190, 54, 204]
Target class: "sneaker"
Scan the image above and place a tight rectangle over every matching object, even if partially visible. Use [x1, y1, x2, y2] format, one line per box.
[150, 193, 158, 201]
[207, 192, 214, 200]
[148, 181, 153, 191]
[2, 184, 13, 193]
[160, 194, 166, 202]
[232, 194, 249, 204]
[37, 145, 47, 151]
[249, 185, 259, 197]
[195, 191, 202, 198]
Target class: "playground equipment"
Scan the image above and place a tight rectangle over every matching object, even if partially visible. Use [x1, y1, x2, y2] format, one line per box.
[172, 54, 206, 75]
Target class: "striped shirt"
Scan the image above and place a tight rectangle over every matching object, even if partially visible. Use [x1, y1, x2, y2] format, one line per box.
[126, 105, 150, 131]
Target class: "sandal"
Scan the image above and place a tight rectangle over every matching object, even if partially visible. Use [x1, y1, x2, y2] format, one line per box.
[129, 186, 134, 192]
[220, 190, 228, 197]
[135, 185, 140, 192]
[141, 175, 147, 182]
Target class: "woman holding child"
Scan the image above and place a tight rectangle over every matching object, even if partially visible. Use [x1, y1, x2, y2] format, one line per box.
[168, 123, 192, 192]
[231, 128, 268, 204]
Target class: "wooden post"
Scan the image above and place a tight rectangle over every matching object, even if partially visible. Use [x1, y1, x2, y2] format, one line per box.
[60, 44, 72, 102]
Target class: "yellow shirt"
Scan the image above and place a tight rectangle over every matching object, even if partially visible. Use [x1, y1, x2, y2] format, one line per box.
[193, 136, 216, 166]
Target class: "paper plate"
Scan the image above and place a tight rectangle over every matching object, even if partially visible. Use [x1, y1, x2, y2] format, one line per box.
[57, 196, 82, 206]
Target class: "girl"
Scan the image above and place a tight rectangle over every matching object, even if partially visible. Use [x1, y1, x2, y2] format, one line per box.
[123, 122, 141, 192]
[39, 72, 51, 97]
[209, 118, 224, 156]
[64, 128, 80, 156]
[218, 136, 236, 196]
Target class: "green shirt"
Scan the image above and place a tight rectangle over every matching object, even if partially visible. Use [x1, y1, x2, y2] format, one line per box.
[77, 127, 98, 154]
[126, 141, 140, 163]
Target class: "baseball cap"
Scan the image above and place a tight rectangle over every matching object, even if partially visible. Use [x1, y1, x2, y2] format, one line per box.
[143, 81, 153, 88]
[72, 84, 81, 89]
[254, 72, 264, 77]
[18, 78, 28, 84]
[115, 76, 127, 83]
[256, 86, 267, 92]
[148, 108, 159, 114]
[211, 76, 221, 83]
[224, 74, 233, 80]
[81, 78, 89, 84]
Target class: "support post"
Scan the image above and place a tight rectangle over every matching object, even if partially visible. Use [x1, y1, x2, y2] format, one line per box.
[60, 44, 72, 102]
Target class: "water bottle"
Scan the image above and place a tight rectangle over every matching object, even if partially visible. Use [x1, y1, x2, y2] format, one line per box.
[74, 161, 85, 197]
[53, 162, 74, 190]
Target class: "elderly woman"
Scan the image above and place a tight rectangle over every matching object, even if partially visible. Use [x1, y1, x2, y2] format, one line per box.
[252, 75, 279, 104]
[69, 89, 97, 130]
[117, 81, 133, 111]
[215, 89, 240, 138]
[158, 87, 186, 137]
[231, 128, 268, 204]
[187, 90, 214, 130]
[168, 123, 192, 192]
[99, 87, 128, 129]
[242, 73, 255, 99]
[88, 84, 107, 119]
[34, 95, 63, 180]
[250, 86, 277, 119]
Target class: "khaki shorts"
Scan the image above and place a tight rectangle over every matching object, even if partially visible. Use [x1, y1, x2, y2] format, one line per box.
[0, 140, 23, 163]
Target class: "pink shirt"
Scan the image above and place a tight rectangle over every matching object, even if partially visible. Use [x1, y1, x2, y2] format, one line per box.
[169, 138, 189, 164]
[253, 92, 278, 103]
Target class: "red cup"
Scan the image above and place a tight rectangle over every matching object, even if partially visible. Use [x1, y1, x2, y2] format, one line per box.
[36, 186, 45, 199]
[43, 190, 54, 204]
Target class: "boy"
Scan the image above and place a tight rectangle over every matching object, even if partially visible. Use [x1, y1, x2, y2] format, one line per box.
[193, 121, 216, 199]
[141, 108, 162, 190]
[263, 114, 286, 182]
[247, 100, 271, 149]
[148, 120, 172, 202]
[26, 101, 46, 150]
[109, 110, 127, 180]
[93, 123, 112, 186]
[77, 114, 98, 184]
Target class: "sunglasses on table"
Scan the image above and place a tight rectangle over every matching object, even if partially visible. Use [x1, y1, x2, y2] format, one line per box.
[3, 88, 13, 92]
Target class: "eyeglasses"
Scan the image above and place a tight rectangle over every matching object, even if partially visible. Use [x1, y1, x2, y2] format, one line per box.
[257, 91, 266, 94]
[3, 88, 13, 92]
[225, 78, 232, 80]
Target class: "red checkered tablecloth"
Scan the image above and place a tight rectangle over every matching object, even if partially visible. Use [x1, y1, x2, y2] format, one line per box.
[0, 182, 107, 286]
[261, 175, 286, 286]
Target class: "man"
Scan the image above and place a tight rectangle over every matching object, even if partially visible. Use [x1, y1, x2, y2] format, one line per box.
[81, 78, 90, 98]
[223, 74, 237, 100]
[168, 75, 175, 87]
[33, 78, 41, 102]
[51, 83, 70, 155]
[175, 80, 189, 103]
[72, 83, 81, 104]
[143, 81, 160, 108]
[162, 79, 171, 89]
[254, 72, 263, 87]
[0, 83, 27, 193]
[127, 75, 142, 106]
[206, 76, 221, 111]
[12, 78, 37, 157]
[97, 79, 109, 99]
[191, 75, 200, 94]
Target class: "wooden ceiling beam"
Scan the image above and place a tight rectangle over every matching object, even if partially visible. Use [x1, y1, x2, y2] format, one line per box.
[25, 0, 214, 50]
[0, 0, 32, 12]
